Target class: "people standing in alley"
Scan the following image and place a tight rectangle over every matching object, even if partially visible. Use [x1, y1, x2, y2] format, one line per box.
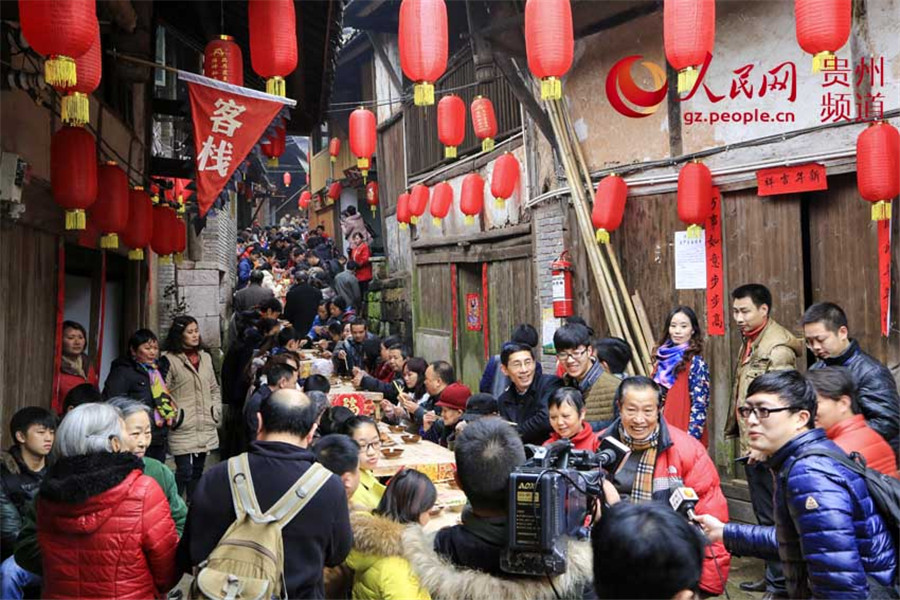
[334, 260, 362, 310]
[350, 231, 373, 310]
[651, 306, 710, 445]
[232, 270, 275, 313]
[725, 283, 802, 598]
[54, 321, 99, 415]
[103, 329, 174, 463]
[284, 270, 323, 336]
[497, 341, 561, 444]
[554, 323, 620, 428]
[162, 316, 221, 502]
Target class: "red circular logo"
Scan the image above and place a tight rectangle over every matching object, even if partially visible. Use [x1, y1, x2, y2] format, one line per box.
[606, 55, 668, 118]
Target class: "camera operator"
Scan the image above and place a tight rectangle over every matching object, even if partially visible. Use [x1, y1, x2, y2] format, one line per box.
[598, 377, 731, 596]
[402, 417, 597, 599]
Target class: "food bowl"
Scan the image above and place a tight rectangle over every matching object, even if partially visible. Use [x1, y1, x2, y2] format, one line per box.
[401, 434, 421, 444]
[428, 505, 444, 516]
[446, 503, 465, 513]
[389, 425, 406, 433]
[380, 448, 404, 459]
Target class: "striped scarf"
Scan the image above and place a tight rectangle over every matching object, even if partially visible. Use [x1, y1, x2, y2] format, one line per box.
[619, 423, 660, 503]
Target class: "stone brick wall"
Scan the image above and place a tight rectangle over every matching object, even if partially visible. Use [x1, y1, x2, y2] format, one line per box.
[533, 197, 567, 372]
[365, 273, 412, 348]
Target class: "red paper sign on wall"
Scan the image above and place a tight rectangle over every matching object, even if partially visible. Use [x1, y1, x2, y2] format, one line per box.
[466, 293, 482, 331]
[705, 187, 725, 336]
[757, 164, 827, 196]
[878, 216, 892, 337]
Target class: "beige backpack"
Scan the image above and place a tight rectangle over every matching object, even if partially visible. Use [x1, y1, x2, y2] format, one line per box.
[191, 453, 331, 600]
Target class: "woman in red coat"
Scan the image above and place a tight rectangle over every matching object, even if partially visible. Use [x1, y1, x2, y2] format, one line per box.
[37, 403, 179, 600]
[350, 231, 373, 303]
[544, 387, 600, 451]
[54, 321, 99, 415]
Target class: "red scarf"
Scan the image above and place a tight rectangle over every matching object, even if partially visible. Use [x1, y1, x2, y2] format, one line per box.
[544, 421, 600, 452]
[741, 318, 768, 363]
[184, 348, 201, 370]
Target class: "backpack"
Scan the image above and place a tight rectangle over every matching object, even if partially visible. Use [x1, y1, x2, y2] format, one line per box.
[190, 454, 332, 600]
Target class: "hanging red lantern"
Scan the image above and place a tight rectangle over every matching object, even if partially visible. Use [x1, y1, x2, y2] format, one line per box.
[328, 181, 343, 205]
[121, 187, 153, 261]
[460, 173, 485, 225]
[248, 0, 297, 96]
[349, 107, 376, 181]
[430, 182, 453, 225]
[592, 175, 628, 244]
[409, 184, 430, 225]
[19, 0, 96, 88]
[283, 172, 291, 187]
[329, 137, 341, 163]
[261, 126, 286, 167]
[91, 162, 130, 249]
[298, 190, 312, 210]
[366, 181, 379, 216]
[60, 21, 100, 127]
[471, 97, 498, 153]
[524, 0, 573, 100]
[397, 192, 412, 230]
[151, 204, 175, 263]
[438, 95, 466, 159]
[398, 0, 448, 106]
[491, 153, 520, 209]
[51, 126, 97, 230]
[677, 162, 713, 238]
[204, 35, 244, 86]
[857, 121, 899, 222]
[795, 0, 851, 73]
[664, 0, 715, 93]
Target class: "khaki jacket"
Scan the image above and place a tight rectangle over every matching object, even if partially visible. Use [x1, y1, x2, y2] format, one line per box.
[726, 318, 802, 441]
[164, 350, 221, 456]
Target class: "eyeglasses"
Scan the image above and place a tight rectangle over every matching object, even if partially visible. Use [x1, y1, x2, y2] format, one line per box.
[557, 347, 589, 362]
[737, 405, 798, 420]
[357, 440, 382, 453]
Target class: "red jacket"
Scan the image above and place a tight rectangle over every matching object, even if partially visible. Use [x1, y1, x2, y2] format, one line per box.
[351, 242, 373, 283]
[827, 414, 899, 478]
[543, 421, 600, 451]
[38, 455, 179, 599]
[53, 355, 98, 415]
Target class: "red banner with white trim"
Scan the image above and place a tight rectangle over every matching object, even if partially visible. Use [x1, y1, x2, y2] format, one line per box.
[877, 213, 892, 337]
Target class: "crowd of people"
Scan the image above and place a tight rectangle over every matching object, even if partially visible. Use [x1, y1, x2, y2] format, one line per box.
[2, 208, 899, 600]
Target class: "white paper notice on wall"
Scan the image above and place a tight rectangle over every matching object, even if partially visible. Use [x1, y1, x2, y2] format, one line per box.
[674, 231, 707, 290]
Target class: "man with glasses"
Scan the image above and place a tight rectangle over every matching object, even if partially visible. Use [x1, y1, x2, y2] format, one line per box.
[695, 371, 898, 599]
[497, 342, 562, 444]
[553, 323, 620, 428]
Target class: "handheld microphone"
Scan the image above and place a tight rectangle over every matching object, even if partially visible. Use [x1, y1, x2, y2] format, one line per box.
[669, 487, 700, 523]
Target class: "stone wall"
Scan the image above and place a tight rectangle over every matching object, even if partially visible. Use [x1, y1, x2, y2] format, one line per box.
[532, 197, 567, 373]
[365, 272, 412, 349]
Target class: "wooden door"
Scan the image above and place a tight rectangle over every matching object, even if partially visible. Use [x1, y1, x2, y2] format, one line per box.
[456, 263, 485, 392]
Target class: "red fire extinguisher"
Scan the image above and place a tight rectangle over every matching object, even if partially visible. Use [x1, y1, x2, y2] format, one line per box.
[551, 251, 574, 318]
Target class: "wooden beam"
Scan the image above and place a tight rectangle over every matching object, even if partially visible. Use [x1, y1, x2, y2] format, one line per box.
[492, 52, 557, 148]
[365, 31, 403, 93]
[411, 222, 531, 250]
[415, 243, 532, 265]
[573, 2, 661, 39]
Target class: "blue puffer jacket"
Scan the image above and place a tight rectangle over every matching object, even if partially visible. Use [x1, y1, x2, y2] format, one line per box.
[724, 429, 897, 599]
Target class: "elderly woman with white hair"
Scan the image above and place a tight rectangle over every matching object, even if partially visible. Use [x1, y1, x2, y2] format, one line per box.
[35, 403, 179, 599]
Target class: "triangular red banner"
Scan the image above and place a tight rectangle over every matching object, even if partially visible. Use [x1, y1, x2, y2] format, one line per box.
[185, 75, 286, 216]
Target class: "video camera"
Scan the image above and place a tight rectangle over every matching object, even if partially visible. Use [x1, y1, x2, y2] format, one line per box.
[501, 436, 630, 577]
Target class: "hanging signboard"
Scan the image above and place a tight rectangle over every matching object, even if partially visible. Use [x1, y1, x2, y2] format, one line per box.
[705, 187, 726, 336]
[756, 163, 827, 196]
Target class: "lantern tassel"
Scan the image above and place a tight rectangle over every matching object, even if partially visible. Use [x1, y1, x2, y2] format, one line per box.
[414, 82, 435, 106]
[100, 234, 119, 249]
[872, 201, 892, 222]
[540, 77, 562, 101]
[371, 206, 377, 217]
[410, 215, 418, 225]
[65, 209, 86, 231]
[482, 138, 495, 153]
[267, 157, 279, 167]
[686, 224, 704, 239]
[45, 55, 77, 88]
[175, 252, 184, 264]
[465, 215, 475, 225]
[61, 93, 90, 127]
[266, 76, 286, 97]
[677, 67, 699, 94]
[811, 51, 834, 74]
[330, 156, 337, 163]
[399, 223, 408, 230]
[495, 197, 505, 209]
[596, 229, 610, 244]
[433, 217, 442, 226]
[445, 146, 457, 159]
[128, 249, 144, 261]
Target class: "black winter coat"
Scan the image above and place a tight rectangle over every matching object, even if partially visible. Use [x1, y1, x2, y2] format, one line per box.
[283, 283, 323, 336]
[0, 448, 46, 559]
[103, 355, 171, 448]
[810, 339, 900, 450]
[498, 374, 562, 445]
[177, 441, 352, 600]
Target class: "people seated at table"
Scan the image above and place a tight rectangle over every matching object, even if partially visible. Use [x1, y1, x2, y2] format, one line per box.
[341, 416, 387, 510]
[314, 433, 362, 502]
[303, 374, 331, 395]
[381, 357, 429, 429]
[422, 383, 471, 448]
[353, 343, 408, 403]
[544, 387, 600, 452]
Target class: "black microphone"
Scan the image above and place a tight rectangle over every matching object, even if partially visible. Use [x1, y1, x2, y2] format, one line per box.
[669, 486, 700, 523]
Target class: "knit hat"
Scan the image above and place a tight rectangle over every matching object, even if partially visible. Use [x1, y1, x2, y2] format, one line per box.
[435, 382, 472, 412]
[463, 393, 499, 421]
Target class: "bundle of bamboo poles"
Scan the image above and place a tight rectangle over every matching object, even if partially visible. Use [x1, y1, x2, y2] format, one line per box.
[544, 98, 654, 376]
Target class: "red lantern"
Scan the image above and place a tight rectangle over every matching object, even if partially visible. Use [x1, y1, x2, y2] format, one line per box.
[677, 162, 713, 238]
[471, 97, 498, 153]
[795, 0, 851, 73]
[60, 21, 100, 127]
[248, 0, 297, 96]
[592, 175, 628, 244]
[491, 153, 520, 208]
[460, 173, 485, 225]
[151, 205, 175, 263]
[398, 0, 448, 106]
[204, 35, 244, 86]
[525, 0, 573, 100]
[283, 172, 291, 187]
[366, 181, 379, 216]
[19, 0, 96, 88]
[349, 107, 376, 181]
[409, 184, 430, 225]
[328, 181, 343, 205]
[261, 126, 286, 167]
[664, 0, 715, 93]
[329, 137, 341, 163]
[430, 182, 453, 225]
[857, 122, 899, 221]
[51, 126, 97, 230]
[91, 162, 130, 249]
[438, 95, 466, 159]
[121, 187, 153, 260]
[298, 190, 312, 210]
[397, 192, 412, 230]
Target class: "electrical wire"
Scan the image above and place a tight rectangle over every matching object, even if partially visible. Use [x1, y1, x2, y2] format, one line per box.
[324, 77, 500, 113]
